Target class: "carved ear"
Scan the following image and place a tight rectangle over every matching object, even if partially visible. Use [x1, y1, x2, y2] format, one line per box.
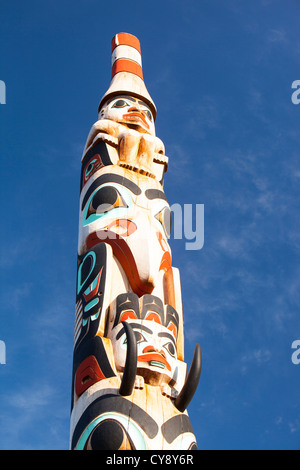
[174, 343, 202, 412]
[119, 321, 137, 396]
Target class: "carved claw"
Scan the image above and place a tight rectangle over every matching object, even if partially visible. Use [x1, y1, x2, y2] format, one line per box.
[118, 373, 144, 390]
[161, 384, 178, 399]
[134, 375, 145, 390]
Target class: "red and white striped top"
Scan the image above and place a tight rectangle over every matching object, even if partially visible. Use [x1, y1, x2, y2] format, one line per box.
[111, 33, 143, 80]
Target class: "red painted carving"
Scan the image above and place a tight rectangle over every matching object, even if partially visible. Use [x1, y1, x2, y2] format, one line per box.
[75, 355, 106, 396]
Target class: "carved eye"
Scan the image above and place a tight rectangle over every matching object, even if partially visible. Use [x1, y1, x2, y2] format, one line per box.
[123, 331, 146, 345]
[85, 158, 97, 178]
[155, 206, 172, 239]
[112, 99, 128, 108]
[134, 331, 147, 344]
[163, 341, 176, 358]
[86, 186, 128, 220]
[82, 183, 132, 227]
[84, 155, 103, 183]
[144, 109, 153, 122]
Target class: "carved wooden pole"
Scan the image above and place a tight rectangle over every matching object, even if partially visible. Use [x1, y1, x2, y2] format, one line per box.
[70, 32, 201, 450]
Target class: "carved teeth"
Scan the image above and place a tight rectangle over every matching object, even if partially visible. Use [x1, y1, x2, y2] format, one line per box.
[118, 161, 156, 179]
[150, 361, 165, 369]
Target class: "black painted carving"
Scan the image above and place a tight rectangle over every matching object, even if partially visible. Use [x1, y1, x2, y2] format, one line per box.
[174, 343, 202, 412]
[162, 414, 195, 444]
[71, 394, 159, 449]
[119, 322, 137, 396]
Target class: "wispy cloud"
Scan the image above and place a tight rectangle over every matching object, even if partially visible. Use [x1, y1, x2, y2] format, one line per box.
[275, 413, 300, 437]
[266, 28, 287, 44]
[0, 382, 68, 449]
[288, 417, 300, 434]
[2, 282, 32, 312]
[0, 236, 41, 269]
[241, 348, 272, 374]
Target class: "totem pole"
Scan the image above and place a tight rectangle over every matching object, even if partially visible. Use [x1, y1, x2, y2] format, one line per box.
[70, 33, 202, 450]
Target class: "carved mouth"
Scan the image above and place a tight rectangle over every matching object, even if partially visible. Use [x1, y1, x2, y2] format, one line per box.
[122, 112, 150, 130]
[137, 352, 171, 371]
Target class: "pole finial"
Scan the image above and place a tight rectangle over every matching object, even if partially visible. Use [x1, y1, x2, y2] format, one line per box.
[98, 32, 157, 120]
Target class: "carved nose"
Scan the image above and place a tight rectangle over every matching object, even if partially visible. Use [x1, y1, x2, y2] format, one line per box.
[143, 345, 156, 354]
[128, 105, 143, 114]
[142, 345, 166, 358]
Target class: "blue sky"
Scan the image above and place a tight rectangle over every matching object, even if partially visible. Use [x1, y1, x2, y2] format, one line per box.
[0, 0, 300, 450]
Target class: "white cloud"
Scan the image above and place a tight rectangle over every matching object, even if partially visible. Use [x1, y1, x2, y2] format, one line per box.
[5, 383, 54, 413]
[288, 417, 300, 434]
[0, 382, 68, 450]
[241, 348, 272, 366]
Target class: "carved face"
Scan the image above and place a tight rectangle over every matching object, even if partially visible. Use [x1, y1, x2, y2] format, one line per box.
[109, 319, 178, 386]
[99, 95, 155, 136]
